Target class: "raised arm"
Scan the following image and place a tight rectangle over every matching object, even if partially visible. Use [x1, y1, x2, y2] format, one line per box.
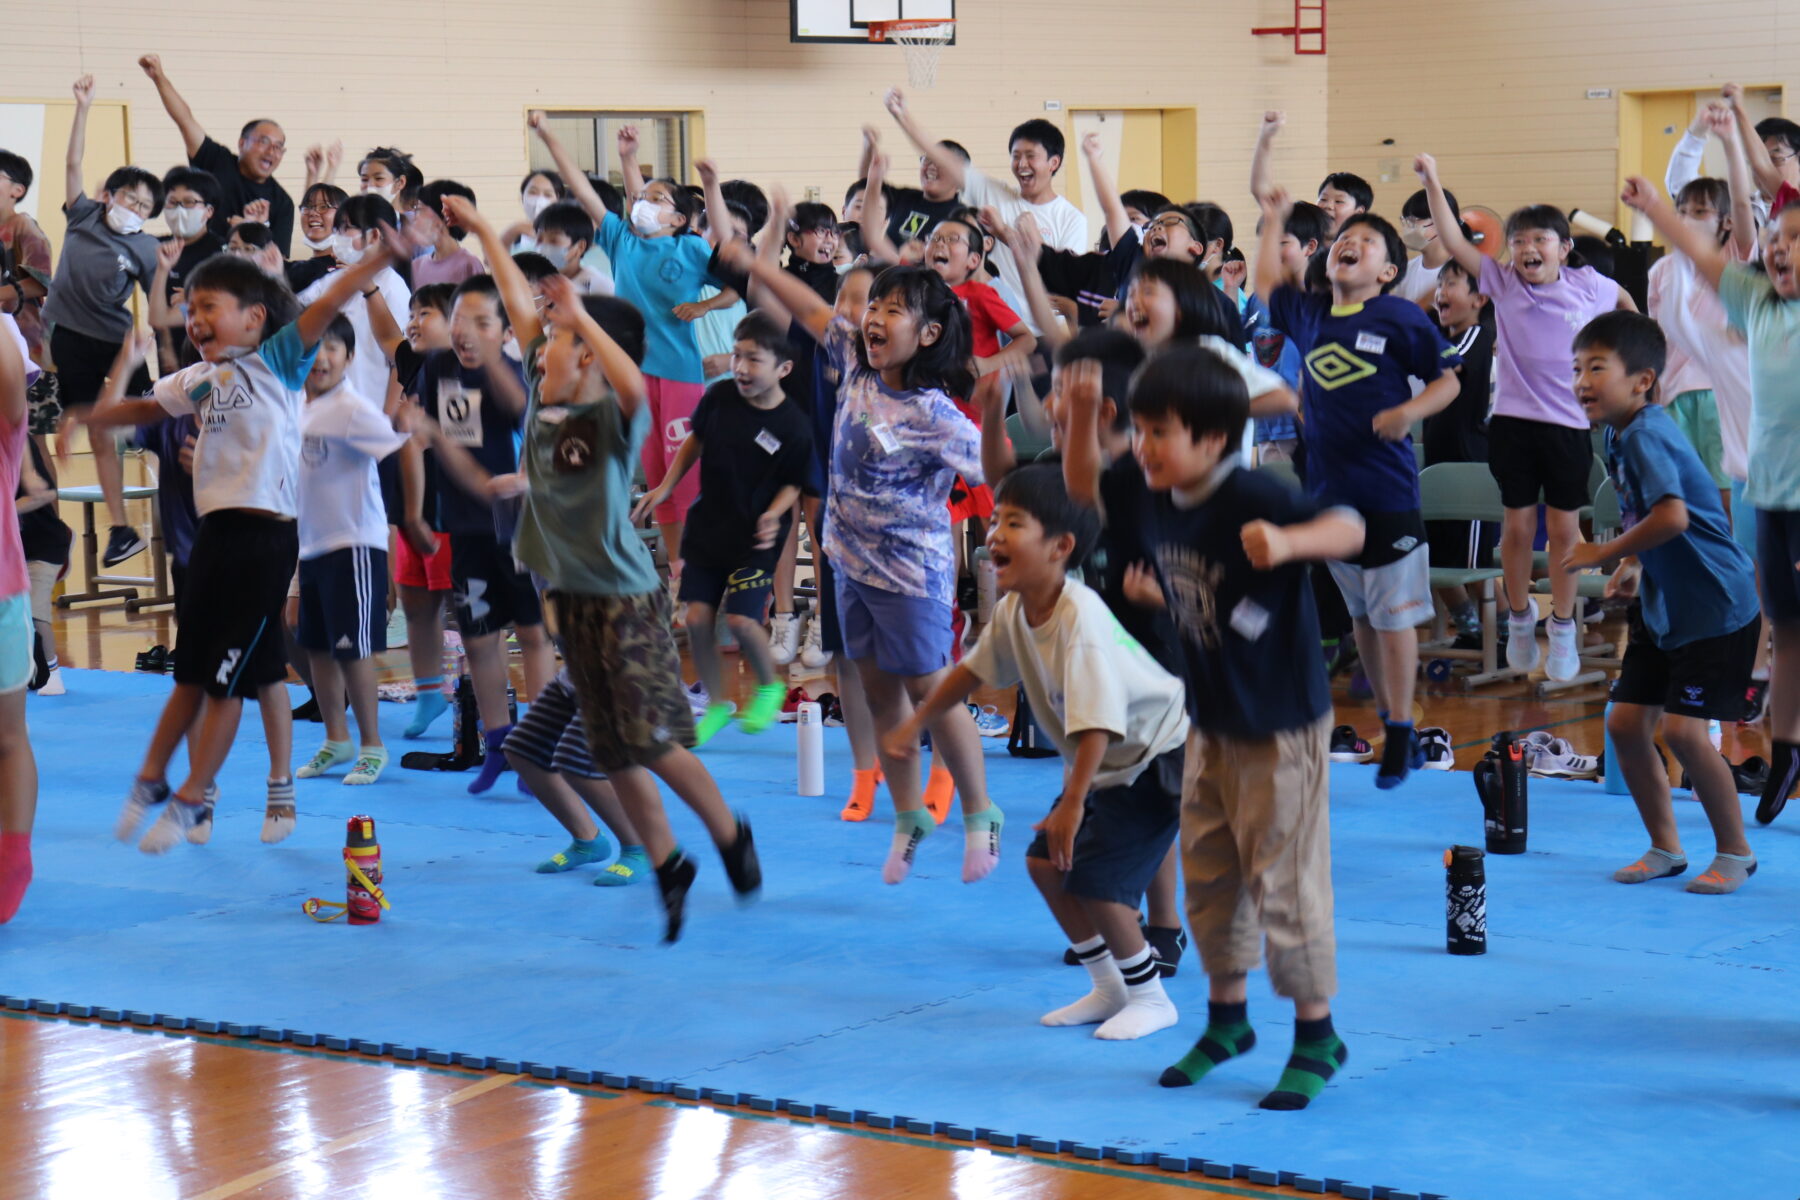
[696, 158, 730, 249]
[65, 75, 95, 209]
[722, 230, 834, 342]
[137, 55, 207, 160]
[294, 241, 400, 349]
[528, 112, 610, 234]
[88, 333, 169, 430]
[855, 125, 877, 186]
[1716, 106, 1761, 260]
[985, 208, 1067, 350]
[1252, 188, 1293, 305]
[303, 140, 343, 192]
[147, 241, 185, 331]
[1666, 106, 1714, 198]
[859, 145, 906, 266]
[1622, 176, 1728, 291]
[1412, 154, 1484, 277]
[1724, 83, 1786, 201]
[1080, 132, 1131, 249]
[884, 88, 966, 195]
[617, 124, 645, 207]
[1059, 358, 1106, 511]
[1248, 111, 1283, 203]
[541, 273, 648, 418]
[443, 193, 542, 348]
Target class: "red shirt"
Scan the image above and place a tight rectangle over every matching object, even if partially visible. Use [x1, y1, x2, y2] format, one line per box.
[953, 279, 1022, 358]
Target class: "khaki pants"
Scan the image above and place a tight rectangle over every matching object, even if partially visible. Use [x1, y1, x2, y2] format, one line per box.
[1180, 717, 1337, 1000]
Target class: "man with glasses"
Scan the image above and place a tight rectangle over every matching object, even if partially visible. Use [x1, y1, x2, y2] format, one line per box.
[150, 166, 226, 372]
[139, 54, 296, 255]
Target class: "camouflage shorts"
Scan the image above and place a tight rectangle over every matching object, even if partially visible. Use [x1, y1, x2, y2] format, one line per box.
[553, 589, 695, 772]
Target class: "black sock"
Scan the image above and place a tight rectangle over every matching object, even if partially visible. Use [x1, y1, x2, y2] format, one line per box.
[1159, 1000, 1255, 1087]
[655, 850, 697, 944]
[1378, 721, 1415, 779]
[1757, 740, 1800, 824]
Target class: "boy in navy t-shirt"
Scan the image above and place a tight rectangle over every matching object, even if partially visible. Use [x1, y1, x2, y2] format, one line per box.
[1565, 312, 1760, 894]
[1257, 190, 1462, 788]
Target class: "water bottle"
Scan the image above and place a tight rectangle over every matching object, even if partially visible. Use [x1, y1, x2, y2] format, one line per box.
[345, 815, 385, 925]
[439, 632, 464, 698]
[797, 701, 824, 796]
[1445, 845, 1487, 955]
[1473, 731, 1529, 854]
[976, 549, 997, 624]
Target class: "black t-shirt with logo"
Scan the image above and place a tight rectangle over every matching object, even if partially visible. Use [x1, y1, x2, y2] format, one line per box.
[679, 381, 814, 570]
[883, 186, 961, 248]
[420, 349, 526, 536]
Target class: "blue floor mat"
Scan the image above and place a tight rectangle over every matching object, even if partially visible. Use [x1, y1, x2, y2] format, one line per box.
[7, 670, 1800, 1199]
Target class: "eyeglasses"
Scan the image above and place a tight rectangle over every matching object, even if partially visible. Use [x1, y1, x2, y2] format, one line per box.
[244, 134, 286, 153]
[1773, 149, 1799, 164]
[300, 204, 339, 215]
[165, 198, 209, 210]
[926, 231, 971, 247]
[1145, 215, 1189, 232]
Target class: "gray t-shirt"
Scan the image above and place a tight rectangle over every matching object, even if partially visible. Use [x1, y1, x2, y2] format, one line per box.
[42, 194, 161, 342]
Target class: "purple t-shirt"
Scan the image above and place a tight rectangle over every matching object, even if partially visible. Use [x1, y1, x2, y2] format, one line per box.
[1479, 257, 1614, 429]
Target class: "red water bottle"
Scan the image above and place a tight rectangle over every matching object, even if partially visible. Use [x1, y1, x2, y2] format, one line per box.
[345, 815, 384, 925]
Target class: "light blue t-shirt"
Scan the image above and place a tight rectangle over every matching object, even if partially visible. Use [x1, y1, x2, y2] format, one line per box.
[593, 212, 716, 384]
[691, 285, 748, 386]
[1606, 404, 1758, 648]
[1717, 262, 1800, 511]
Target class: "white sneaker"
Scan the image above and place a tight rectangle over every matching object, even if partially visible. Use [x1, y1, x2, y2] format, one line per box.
[799, 611, 833, 669]
[1419, 727, 1455, 771]
[37, 666, 64, 696]
[1545, 616, 1580, 682]
[768, 612, 799, 666]
[1505, 599, 1541, 672]
[1527, 736, 1601, 780]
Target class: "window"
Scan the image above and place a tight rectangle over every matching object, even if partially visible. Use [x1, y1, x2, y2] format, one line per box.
[527, 112, 693, 191]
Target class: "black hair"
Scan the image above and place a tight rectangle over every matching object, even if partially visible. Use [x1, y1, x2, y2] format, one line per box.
[733, 309, 795, 363]
[1503, 203, 1572, 245]
[510, 251, 558, 283]
[1335, 213, 1407, 293]
[337, 194, 397, 234]
[1128, 257, 1238, 342]
[1573, 310, 1665, 384]
[161, 165, 218, 209]
[1127, 343, 1250, 446]
[1438, 255, 1482, 289]
[844, 178, 869, 207]
[722, 200, 753, 239]
[582, 294, 646, 366]
[1318, 172, 1374, 213]
[103, 167, 164, 217]
[1055, 327, 1146, 433]
[534, 200, 595, 250]
[1121, 189, 1173, 219]
[721, 179, 769, 237]
[359, 146, 414, 184]
[860, 265, 974, 398]
[1572, 235, 1616, 279]
[302, 182, 348, 212]
[451, 274, 510, 328]
[1755, 117, 1800, 158]
[648, 178, 702, 235]
[0, 150, 32, 196]
[1401, 186, 1460, 222]
[186, 253, 300, 339]
[1008, 119, 1065, 169]
[586, 176, 625, 218]
[937, 139, 972, 164]
[1304, 245, 1331, 295]
[520, 169, 567, 199]
[417, 179, 477, 241]
[993, 463, 1101, 570]
[934, 205, 989, 259]
[789, 201, 838, 236]
[1283, 201, 1330, 252]
[1675, 177, 1733, 245]
[411, 282, 456, 317]
[231, 221, 272, 249]
[1187, 201, 1231, 252]
[1149, 203, 1202, 245]
[238, 119, 282, 143]
[321, 312, 356, 356]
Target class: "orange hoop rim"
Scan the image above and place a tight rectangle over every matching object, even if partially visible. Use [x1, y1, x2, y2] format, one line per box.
[866, 17, 956, 41]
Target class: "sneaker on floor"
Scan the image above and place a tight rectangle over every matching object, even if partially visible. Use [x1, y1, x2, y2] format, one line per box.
[1418, 726, 1455, 771]
[1740, 679, 1770, 726]
[139, 797, 206, 854]
[1527, 737, 1600, 780]
[684, 680, 711, 721]
[1328, 725, 1374, 764]
[768, 612, 799, 666]
[776, 686, 810, 723]
[1731, 756, 1770, 797]
[972, 704, 1010, 738]
[1505, 600, 1541, 673]
[103, 524, 147, 568]
[36, 666, 65, 696]
[799, 611, 833, 669]
[1545, 616, 1581, 682]
[820, 693, 845, 727]
[115, 777, 171, 842]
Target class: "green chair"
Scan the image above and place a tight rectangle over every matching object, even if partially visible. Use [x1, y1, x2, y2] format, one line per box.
[1528, 471, 1624, 692]
[1256, 459, 1301, 493]
[1005, 411, 1053, 464]
[1417, 463, 1519, 688]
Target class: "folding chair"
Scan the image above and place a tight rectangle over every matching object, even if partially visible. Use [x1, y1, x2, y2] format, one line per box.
[1418, 463, 1524, 688]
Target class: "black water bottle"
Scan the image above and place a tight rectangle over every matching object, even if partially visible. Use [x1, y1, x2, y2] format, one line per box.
[1474, 731, 1530, 854]
[1445, 845, 1487, 955]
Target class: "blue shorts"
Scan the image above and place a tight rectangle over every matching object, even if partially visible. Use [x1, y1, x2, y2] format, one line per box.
[836, 574, 953, 677]
[1025, 748, 1183, 908]
[298, 546, 388, 660]
[1756, 507, 1800, 624]
[0, 592, 31, 695]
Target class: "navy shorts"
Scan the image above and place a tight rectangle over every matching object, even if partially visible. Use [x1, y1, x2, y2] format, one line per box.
[502, 671, 604, 780]
[450, 532, 543, 637]
[1025, 748, 1184, 908]
[174, 511, 297, 699]
[836, 574, 953, 677]
[815, 552, 844, 655]
[1756, 507, 1800, 624]
[1611, 607, 1758, 721]
[298, 546, 388, 659]
[678, 561, 774, 620]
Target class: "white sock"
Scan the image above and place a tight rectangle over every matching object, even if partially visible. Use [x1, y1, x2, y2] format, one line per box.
[1095, 946, 1180, 1040]
[261, 777, 297, 845]
[1042, 936, 1127, 1026]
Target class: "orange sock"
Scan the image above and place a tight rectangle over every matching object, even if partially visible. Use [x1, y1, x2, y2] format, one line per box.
[923, 765, 955, 824]
[841, 767, 881, 822]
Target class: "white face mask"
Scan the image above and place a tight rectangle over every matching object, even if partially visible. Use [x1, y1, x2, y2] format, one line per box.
[537, 243, 569, 271]
[522, 193, 555, 222]
[302, 232, 335, 252]
[332, 231, 366, 265]
[630, 198, 666, 236]
[365, 183, 399, 203]
[105, 204, 145, 236]
[165, 207, 207, 239]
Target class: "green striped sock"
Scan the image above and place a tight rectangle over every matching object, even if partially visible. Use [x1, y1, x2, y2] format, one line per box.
[1258, 1016, 1348, 1110]
[1159, 1001, 1256, 1087]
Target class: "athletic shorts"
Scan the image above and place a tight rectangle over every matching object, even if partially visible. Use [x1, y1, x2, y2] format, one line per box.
[678, 562, 775, 620]
[1757, 507, 1800, 624]
[450, 532, 542, 637]
[502, 670, 604, 780]
[815, 550, 844, 656]
[174, 510, 299, 699]
[553, 589, 695, 772]
[837, 574, 953, 678]
[1666, 391, 1729, 489]
[1486, 414, 1593, 512]
[1025, 748, 1183, 908]
[0, 593, 32, 695]
[50, 325, 152, 412]
[298, 546, 388, 659]
[1611, 607, 1758, 721]
[395, 529, 452, 591]
[1426, 519, 1498, 573]
[1326, 543, 1432, 632]
[639, 375, 706, 528]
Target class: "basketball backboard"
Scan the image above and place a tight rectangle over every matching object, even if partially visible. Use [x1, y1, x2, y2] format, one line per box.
[790, 0, 955, 44]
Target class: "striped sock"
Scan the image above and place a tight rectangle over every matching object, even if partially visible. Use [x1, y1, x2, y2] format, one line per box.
[1160, 1001, 1256, 1086]
[1259, 1015, 1348, 1110]
[1041, 936, 1126, 1026]
[1095, 946, 1179, 1040]
[261, 777, 297, 844]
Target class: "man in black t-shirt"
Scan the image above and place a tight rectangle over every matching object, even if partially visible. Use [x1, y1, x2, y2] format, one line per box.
[861, 129, 969, 254]
[140, 54, 296, 255]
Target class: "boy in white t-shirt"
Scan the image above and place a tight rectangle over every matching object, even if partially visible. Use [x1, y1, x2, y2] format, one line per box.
[293, 314, 410, 787]
[887, 465, 1191, 1041]
[298, 194, 412, 411]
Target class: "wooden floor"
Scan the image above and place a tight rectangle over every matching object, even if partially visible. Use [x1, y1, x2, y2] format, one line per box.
[7, 468, 1776, 1198]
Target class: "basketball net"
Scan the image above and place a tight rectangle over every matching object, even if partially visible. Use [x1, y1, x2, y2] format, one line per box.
[869, 20, 955, 89]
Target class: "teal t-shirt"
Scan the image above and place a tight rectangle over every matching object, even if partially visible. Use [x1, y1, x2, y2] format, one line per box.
[1717, 262, 1800, 510]
[593, 212, 716, 384]
[512, 338, 661, 597]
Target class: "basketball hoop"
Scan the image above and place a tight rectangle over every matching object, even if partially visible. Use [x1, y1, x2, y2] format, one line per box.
[867, 19, 956, 89]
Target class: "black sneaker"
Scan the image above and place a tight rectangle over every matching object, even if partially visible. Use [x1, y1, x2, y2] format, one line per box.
[656, 851, 698, 943]
[291, 696, 322, 722]
[1740, 680, 1770, 726]
[28, 631, 49, 691]
[103, 525, 148, 568]
[135, 644, 170, 673]
[718, 816, 762, 902]
[1145, 925, 1187, 978]
[1328, 724, 1374, 763]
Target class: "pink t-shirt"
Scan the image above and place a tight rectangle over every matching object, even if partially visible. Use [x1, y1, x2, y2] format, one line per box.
[1479, 256, 1616, 429]
[0, 403, 26, 599]
[411, 248, 484, 288]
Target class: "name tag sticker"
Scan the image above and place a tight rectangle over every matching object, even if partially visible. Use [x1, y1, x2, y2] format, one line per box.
[1355, 332, 1387, 354]
[440, 382, 484, 447]
[755, 428, 782, 455]
[1230, 597, 1270, 641]
[870, 422, 901, 454]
